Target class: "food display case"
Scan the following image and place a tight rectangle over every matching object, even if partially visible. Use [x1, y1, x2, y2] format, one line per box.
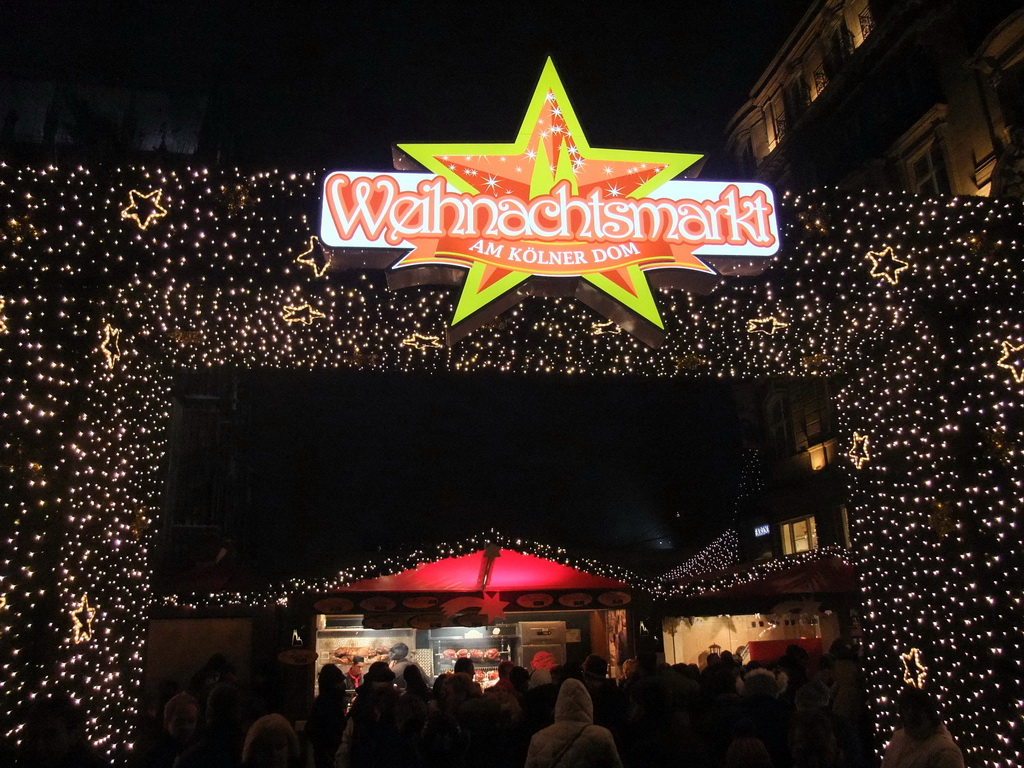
[519, 620, 567, 669]
[429, 624, 519, 688]
[314, 616, 420, 693]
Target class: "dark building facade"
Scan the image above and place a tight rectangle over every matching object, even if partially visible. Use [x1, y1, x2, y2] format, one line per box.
[725, 0, 1024, 197]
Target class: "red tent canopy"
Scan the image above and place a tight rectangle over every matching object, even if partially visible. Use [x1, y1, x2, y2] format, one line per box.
[340, 549, 628, 592]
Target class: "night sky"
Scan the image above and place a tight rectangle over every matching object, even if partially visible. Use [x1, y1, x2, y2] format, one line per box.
[0, 1, 814, 170]
[239, 370, 742, 577]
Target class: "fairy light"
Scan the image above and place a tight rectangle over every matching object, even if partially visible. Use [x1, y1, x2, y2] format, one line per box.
[99, 323, 121, 370]
[746, 316, 789, 334]
[294, 235, 332, 278]
[281, 302, 327, 325]
[401, 333, 444, 350]
[70, 595, 97, 645]
[591, 320, 623, 336]
[901, 647, 927, 689]
[0, 164, 1021, 766]
[848, 431, 871, 469]
[996, 340, 1024, 384]
[120, 189, 168, 231]
[865, 245, 910, 285]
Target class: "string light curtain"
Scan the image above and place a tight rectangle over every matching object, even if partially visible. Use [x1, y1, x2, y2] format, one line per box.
[0, 163, 1022, 765]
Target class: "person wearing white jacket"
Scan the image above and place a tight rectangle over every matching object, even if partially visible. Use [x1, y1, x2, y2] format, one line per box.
[525, 678, 623, 768]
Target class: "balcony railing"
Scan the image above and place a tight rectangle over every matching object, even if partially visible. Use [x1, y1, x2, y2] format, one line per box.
[774, 117, 788, 144]
[814, 67, 829, 95]
[859, 9, 874, 39]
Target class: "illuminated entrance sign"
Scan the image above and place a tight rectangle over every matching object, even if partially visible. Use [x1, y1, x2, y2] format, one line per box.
[321, 59, 779, 346]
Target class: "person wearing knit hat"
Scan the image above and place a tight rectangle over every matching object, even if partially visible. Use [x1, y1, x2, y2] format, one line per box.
[735, 668, 792, 768]
[740, 667, 781, 699]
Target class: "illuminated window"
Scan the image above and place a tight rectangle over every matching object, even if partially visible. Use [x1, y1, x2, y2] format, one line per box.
[781, 515, 818, 555]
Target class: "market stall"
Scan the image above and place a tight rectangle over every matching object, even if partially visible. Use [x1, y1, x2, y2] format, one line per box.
[306, 546, 634, 689]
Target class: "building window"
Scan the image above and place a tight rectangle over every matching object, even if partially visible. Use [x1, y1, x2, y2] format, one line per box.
[764, 393, 793, 458]
[908, 141, 951, 195]
[784, 77, 810, 127]
[840, 505, 852, 548]
[781, 515, 818, 555]
[791, 378, 833, 451]
[823, 25, 854, 79]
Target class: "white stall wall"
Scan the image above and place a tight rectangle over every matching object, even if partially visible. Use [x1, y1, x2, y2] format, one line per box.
[662, 611, 840, 667]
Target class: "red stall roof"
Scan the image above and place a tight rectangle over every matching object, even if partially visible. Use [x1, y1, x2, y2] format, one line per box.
[340, 548, 629, 592]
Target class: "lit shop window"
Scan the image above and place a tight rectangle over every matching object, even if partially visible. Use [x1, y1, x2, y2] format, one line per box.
[781, 515, 818, 555]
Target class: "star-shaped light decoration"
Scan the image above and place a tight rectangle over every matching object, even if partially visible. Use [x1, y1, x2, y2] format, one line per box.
[70, 594, 97, 644]
[401, 332, 444, 350]
[100, 323, 121, 369]
[901, 647, 927, 689]
[865, 246, 909, 285]
[591, 320, 622, 336]
[396, 59, 704, 341]
[746, 316, 789, 335]
[996, 340, 1024, 384]
[282, 303, 326, 325]
[121, 189, 168, 231]
[848, 431, 871, 469]
[295, 236, 332, 278]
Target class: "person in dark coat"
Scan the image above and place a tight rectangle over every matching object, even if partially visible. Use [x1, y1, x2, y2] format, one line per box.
[388, 643, 428, 691]
[334, 662, 408, 768]
[582, 655, 628, 749]
[622, 675, 708, 768]
[173, 683, 245, 768]
[241, 715, 300, 768]
[735, 668, 793, 768]
[134, 691, 198, 768]
[306, 665, 347, 768]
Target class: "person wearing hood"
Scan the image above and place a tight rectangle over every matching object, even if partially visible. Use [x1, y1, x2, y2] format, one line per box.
[525, 678, 623, 768]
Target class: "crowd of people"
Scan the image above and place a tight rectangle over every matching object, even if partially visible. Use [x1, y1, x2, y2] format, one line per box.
[9, 640, 964, 768]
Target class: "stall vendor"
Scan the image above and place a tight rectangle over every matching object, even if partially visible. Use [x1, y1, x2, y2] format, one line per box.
[388, 643, 429, 690]
[343, 658, 363, 707]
